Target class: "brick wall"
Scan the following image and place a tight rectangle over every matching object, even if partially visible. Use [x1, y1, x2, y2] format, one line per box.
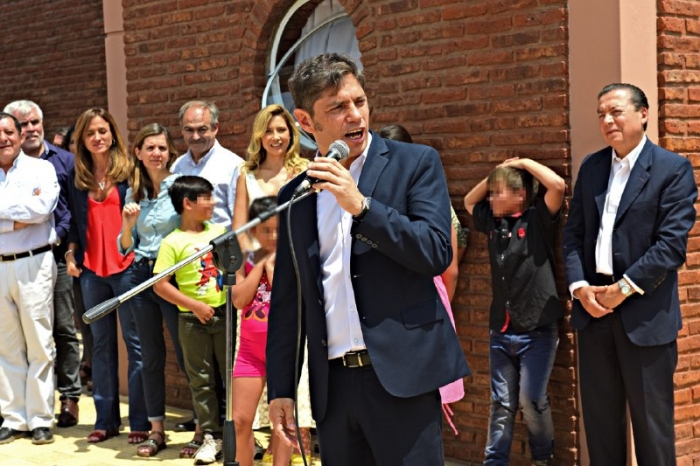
[5, 0, 700, 462]
[358, 1, 575, 463]
[658, 1, 700, 463]
[122, 0, 576, 462]
[0, 0, 107, 137]
[363, 0, 575, 462]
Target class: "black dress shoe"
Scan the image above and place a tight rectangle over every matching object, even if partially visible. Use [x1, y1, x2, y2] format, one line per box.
[174, 418, 197, 432]
[32, 427, 54, 445]
[57, 398, 79, 427]
[0, 427, 29, 444]
[254, 437, 265, 460]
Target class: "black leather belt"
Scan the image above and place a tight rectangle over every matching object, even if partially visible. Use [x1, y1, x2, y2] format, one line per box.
[594, 273, 617, 285]
[332, 350, 371, 368]
[135, 257, 155, 268]
[0, 244, 52, 262]
[213, 304, 226, 317]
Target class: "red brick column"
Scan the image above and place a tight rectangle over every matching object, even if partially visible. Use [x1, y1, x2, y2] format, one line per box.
[658, 1, 700, 462]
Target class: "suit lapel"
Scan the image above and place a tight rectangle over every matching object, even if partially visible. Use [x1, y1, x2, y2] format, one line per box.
[357, 132, 389, 197]
[615, 140, 652, 225]
[593, 150, 612, 219]
[288, 190, 324, 300]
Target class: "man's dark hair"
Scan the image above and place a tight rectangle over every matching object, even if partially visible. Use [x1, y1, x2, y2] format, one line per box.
[378, 124, 413, 143]
[169, 175, 214, 214]
[288, 53, 365, 116]
[0, 112, 22, 134]
[60, 126, 75, 152]
[249, 196, 278, 220]
[598, 83, 649, 131]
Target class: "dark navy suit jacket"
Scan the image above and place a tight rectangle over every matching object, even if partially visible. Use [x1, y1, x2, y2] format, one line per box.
[266, 134, 471, 423]
[41, 142, 74, 259]
[563, 138, 697, 346]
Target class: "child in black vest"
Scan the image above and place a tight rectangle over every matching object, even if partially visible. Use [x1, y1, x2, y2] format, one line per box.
[464, 158, 565, 466]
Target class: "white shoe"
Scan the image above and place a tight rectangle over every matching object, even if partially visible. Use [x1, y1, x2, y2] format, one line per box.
[193, 434, 222, 465]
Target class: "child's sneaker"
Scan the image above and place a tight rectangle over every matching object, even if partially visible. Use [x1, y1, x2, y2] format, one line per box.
[261, 452, 274, 466]
[193, 434, 222, 465]
[291, 452, 312, 465]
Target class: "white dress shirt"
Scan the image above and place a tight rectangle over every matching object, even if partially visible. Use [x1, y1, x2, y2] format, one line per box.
[0, 153, 59, 255]
[569, 136, 646, 296]
[171, 140, 244, 229]
[317, 134, 371, 359]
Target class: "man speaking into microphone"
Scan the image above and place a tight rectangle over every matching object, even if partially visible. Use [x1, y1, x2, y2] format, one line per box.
[267, 53, 470, 465]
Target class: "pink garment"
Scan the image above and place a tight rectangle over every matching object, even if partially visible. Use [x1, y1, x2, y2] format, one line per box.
[233, 259, 271, 378]
[435, 275, 465, 435]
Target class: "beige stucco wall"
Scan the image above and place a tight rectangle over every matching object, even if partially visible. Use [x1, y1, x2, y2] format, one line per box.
[569, 0, 657, 464]
[102, 0, 130, 396]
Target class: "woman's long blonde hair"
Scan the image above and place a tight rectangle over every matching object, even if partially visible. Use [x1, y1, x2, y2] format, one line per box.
[73, 108, 131, 190]
[244, 104, 307, 176]
[129, 123, 178, 203]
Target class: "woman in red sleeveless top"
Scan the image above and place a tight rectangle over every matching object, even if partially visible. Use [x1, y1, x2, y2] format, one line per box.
[65, 108, 148, 445]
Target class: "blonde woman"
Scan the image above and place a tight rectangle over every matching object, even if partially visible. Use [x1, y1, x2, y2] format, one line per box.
[231, 105, 313, 466]
[65, 108, 149, 444]
[232, 104, 308, 251]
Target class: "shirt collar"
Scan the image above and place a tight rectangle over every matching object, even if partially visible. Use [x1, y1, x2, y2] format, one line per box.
[612, 134, 646, 170]
[41, 140, 52, 160]
[184, 140, 220, 166]
[3, 151, 25, 173]
[351, 132, 371, 172]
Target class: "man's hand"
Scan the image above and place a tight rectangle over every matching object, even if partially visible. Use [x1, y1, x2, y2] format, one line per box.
[269, 398, 299, 449]
[13, 221, 30, 230]
[595, 284, 627, 310]
[574, 285, 614, 318]
[66, 258, 82, 278]
[306, 158, 364, 216]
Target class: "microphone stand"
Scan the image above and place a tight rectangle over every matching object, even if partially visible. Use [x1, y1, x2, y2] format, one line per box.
[82, 187, 317, 466]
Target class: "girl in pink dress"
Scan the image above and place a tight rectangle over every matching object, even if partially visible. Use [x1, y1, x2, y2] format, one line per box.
[231, 197, 287, 466]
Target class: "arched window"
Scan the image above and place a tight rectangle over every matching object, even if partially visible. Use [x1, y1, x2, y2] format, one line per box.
[263, 0, 361, 149]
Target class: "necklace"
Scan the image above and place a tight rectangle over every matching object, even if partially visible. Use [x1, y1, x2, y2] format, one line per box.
[98, 180, 105, 191]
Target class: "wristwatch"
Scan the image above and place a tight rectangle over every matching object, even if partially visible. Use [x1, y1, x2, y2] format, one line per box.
[617, 279, 633, 297]
[353, 197, 372, 222]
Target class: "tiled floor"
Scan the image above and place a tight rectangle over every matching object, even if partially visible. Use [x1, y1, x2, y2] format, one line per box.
[0, 395, 301, 466]
[0, 394, 468, 465]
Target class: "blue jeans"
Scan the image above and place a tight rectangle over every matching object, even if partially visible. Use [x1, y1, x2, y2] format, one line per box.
[129, 259, 186, 422]
[484, 323, 558, 465]
[80, 267, 149, 432]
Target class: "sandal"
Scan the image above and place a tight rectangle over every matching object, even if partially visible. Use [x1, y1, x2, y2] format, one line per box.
[87, 428, 120, 443]
[127, 431, 149, 444]
[136, 431, 166, 457]
[180, 433, 204, 459]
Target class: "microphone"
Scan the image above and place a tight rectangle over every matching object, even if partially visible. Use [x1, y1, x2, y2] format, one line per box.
[83, 296, 121, 324]
[293, 140, 350, 196]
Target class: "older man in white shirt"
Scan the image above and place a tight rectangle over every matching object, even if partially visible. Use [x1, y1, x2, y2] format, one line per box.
[0, 112, 59, 445]
[169, 100, 244, 433]
[172, 100, 243, 229]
